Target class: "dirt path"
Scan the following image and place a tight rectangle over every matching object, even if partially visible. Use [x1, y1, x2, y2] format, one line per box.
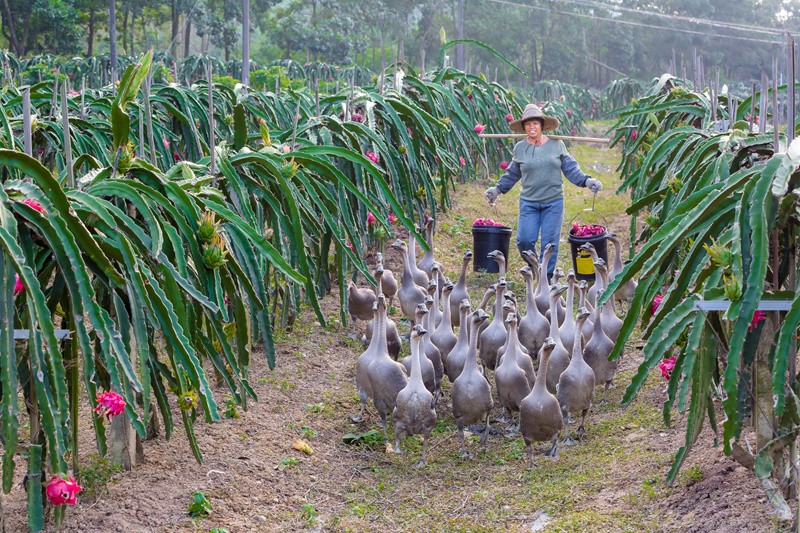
[3, 138, 785, 532]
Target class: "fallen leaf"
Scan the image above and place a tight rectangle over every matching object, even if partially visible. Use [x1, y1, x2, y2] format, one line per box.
[292, 439, 314, 455]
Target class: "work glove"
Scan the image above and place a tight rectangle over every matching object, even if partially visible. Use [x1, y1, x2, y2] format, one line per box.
[484, 186, 500, 204]
[585, 178, 603, 193]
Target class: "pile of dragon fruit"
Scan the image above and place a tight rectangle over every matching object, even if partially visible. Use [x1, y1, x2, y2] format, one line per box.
[473, 217, 506, 227]
[570, 222, 606, 237]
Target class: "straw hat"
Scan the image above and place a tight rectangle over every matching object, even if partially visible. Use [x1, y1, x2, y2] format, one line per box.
[509, 104, 560, 133]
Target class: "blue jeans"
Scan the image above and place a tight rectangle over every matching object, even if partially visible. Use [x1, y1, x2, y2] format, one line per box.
[516, 198, 564, 279]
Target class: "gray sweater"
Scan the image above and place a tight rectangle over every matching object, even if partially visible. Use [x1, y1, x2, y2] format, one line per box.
[496, 139, 591, 203]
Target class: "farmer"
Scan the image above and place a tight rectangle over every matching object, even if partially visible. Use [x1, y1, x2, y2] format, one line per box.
[485, 103, 602, 281]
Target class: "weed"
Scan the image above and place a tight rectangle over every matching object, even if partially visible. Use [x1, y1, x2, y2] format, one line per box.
[682, 465, 704, 485]
[79, 453, 122, 501]
[640, 474, 661, 499]
[300, 426, 318, 439]
[277, 457, 299, 471]
[222, 394, 239, 419]
[305, 402, 328, 414]
[188, 490, 212, 518]
[342, 429, 384, 448]
[300, 502, 319, 527]
[350, 503, 371, 517]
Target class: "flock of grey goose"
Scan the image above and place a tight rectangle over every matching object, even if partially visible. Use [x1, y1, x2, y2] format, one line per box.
[347, 218, 637, 467]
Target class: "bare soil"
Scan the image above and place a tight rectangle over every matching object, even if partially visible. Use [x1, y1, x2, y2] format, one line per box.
[2, 138, 789, 532]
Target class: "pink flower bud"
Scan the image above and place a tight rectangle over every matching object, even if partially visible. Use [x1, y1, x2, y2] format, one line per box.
[658, 356, 676, 380]
[21, 198, 44, 213]
[407, 127, 413, 137]
[473, 124, 485, 134]
[505, 114, 514, 122]
[749, 310, 767, 332]
[14, 274, 24, 297]
[46, 476, 82, 506]
[459, 156, 466, 166]
[94, 391, 126, 420]
[351, 113, 363, 123]
[499, 161, 509, 170]
[631, 130, 638, 141]
[163, 138, 170, 149]
[345, 241, 354, 250]
[388, 214, 398, 224]
[651, 294, 664, 315]
[367, 212, 376, 225]
[365, 151, 379, 164]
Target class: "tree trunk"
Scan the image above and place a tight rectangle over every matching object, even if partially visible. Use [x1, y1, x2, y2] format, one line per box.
[183, 17, 191, 58]
[129, 7, 135, 57]
[122, 6, 128, 54]
[170, 2, 179, 58]
[242, 0, 250, 86]
[455, 0, 464, 70]
[109, 0, 117, 83]
[1, 0, 21, 56]
[88, 7, 95, 56]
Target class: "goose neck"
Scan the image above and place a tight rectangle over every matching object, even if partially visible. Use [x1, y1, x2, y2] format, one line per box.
[410, 336, 424, 383]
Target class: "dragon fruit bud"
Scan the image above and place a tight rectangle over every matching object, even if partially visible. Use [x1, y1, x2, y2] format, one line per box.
[13, 274, 24, 297]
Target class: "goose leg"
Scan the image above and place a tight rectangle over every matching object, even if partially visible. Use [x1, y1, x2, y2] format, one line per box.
[417, 434, 430, 467]
[479, 413, 491, 446]
[525, 441, 535, 469]
[348, 317, 360, 340]
[561, 427, 576, 446]
[505, 413, 520, 436]
[457, 426, 469, 458]
[493, 406, 510, 424]
[577, 409, 589, 439]
[545, 438, 559, 458]
[393, 432, 404, 454]
[351, 391, 367, 423]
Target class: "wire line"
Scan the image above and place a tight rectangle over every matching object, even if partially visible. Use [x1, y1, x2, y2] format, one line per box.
[484, 0, 784, 45]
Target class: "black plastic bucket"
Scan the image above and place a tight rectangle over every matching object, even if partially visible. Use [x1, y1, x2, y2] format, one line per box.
[567, 228, 609, 281]
[472, 225, 512, 272]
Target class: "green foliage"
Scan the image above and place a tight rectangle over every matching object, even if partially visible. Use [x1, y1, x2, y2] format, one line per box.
[300, 502, 319, 527]
[188, 490, 212, 518]
[222, 394, 240, 419]
[681, 465, 704, 485]
[277, 457, 299, 471]
[604, 73, 800, 482]
[342, 429, 384, 447]
[250, 67, 303, 92]
[300, 426, 318, 439]
[79, 454, 123, 500]
[0, 49, 528, 528]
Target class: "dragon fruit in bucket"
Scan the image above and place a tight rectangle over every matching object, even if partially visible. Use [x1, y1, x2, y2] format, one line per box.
[473, 217, 506, 227]
[570, 222, 606, 237]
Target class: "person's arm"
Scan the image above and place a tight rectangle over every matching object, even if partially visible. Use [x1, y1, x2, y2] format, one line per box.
[561, 154, 590, 187]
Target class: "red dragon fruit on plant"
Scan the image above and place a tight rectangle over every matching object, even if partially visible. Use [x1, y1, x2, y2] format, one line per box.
[94, 391, 126, 420]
